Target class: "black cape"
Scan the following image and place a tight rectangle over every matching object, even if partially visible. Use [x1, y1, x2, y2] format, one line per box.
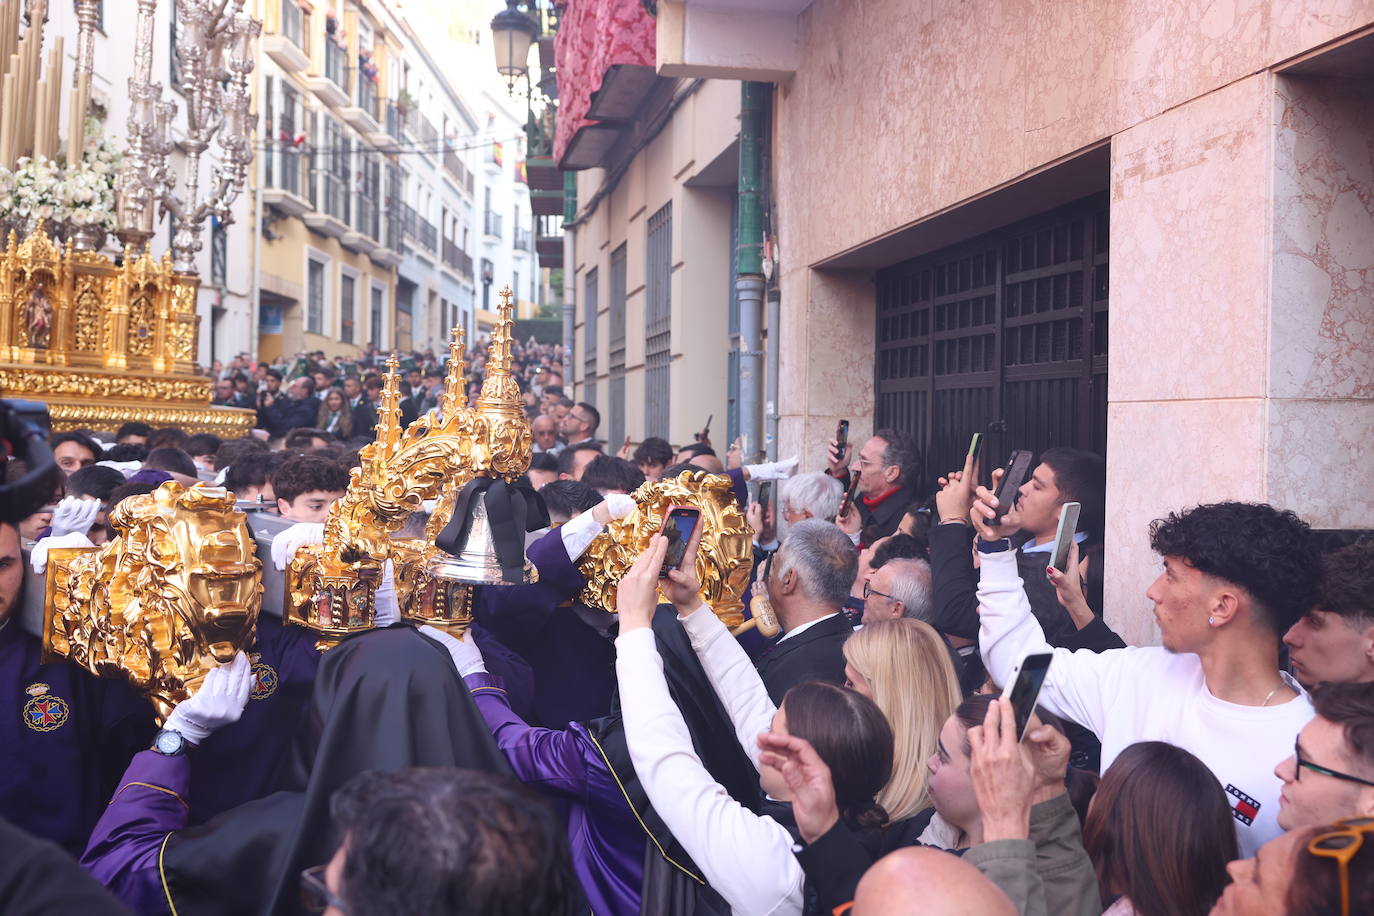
[582, 606, 762, 916]
[161, 625, 511, 916]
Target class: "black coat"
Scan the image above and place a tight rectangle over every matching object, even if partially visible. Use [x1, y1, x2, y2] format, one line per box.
[754, 613, 853, 706]
[260, 395, 320, 439]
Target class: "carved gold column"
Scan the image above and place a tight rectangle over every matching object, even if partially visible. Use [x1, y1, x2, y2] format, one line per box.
[106, 246, 132, 370]
[0, 232, 14, 361]
[47, 241, 72, 367]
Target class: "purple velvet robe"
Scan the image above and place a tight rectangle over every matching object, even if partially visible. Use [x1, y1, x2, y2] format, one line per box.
[0, 620, 155, 856]
[466, 671, 643, 916]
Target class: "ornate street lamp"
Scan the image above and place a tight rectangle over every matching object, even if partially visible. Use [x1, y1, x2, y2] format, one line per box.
[490, 0, 538, 91]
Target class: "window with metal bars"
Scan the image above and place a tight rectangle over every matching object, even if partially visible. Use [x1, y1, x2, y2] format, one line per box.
[307, 258, 326, 335]
[645, 203, 672, 440]
[874, 194, 1108, 487]
[340, 273, 355, 344]
[583, 268, 599, 408]
[608, 244, 628, 448]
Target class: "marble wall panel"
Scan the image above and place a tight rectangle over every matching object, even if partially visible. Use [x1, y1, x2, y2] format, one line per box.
[1267, 398, 1374, 530]
[1108, 74, 1273, 404]
[1271, 76, 1374, 399]
[1103, 398, 1269, 645]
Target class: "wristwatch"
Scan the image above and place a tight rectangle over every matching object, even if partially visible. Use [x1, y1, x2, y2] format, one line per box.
[152, 728, 191, 757]
[976, 536, 1013, 554]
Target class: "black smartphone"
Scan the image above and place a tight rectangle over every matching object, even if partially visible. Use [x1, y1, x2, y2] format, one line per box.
[1000, 652, 1053, 741]
[758, 481, 772, 512]
[838, 473, 861, 521]
[993, 450, 1034, 521]
[1050, 501, 1081, 572]
[835, 419, 850, 457]
[968, 431, 985, 464]
[659, 506, 702, 578]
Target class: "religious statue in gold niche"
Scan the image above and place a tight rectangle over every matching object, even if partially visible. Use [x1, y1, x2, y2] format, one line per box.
[285, 287, 533, 645]
[579, 471, 755, 627]
[24, 276, 52, 349]
[44, 481, 263, 722]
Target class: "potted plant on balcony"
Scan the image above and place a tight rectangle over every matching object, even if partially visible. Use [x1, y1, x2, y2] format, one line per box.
[396, 88, 416, 116]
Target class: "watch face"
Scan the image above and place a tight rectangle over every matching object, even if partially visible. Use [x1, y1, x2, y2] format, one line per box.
[155, 730, 184, 755]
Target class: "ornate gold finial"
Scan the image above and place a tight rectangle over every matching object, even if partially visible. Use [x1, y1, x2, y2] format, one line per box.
[376, 354, 403, 454]
[441, 325, 468, 417]
[579, 472, 755, 626]
[45, 481, 263, 722]
[477, 286, 519, 415]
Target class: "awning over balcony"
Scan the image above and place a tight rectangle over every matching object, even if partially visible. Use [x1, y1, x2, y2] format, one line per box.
[553, 0, 655, 169]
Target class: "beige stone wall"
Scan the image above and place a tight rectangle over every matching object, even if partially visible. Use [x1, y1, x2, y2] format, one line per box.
[773, 0, 1374, 640]
[572, 78, 741, 447]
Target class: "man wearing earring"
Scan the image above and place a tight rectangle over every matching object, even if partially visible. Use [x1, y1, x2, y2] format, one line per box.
[1275, 682, 1374, 830]
[972, 497, 1317, 857]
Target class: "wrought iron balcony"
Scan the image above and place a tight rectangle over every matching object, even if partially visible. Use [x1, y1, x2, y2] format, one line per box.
[444, 239, 474, 280]
[514, 227, 532, 251]
[324, 39, 349, 92]
[281, 0, 306, 52]
[483, 210, 503, 238]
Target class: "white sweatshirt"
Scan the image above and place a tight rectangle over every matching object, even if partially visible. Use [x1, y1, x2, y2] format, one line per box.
[616, 627, 803, 916]
[976, 549, 1312, 858]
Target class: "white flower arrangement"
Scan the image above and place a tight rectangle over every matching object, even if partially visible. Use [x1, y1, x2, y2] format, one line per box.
[0, 128, 122, 236]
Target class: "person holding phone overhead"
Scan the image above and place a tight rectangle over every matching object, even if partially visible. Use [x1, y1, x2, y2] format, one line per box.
[971, 489, 1318, 858]
[827, 426, 923, 544]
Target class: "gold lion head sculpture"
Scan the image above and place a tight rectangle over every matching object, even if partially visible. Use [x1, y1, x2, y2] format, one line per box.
[578, 471, 754, 626]
[45, 481, 262, 722]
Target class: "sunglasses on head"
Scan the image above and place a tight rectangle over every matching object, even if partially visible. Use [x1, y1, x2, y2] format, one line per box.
[1307, 817, 1374, 916]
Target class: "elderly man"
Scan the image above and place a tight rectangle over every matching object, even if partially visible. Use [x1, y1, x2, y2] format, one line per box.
[261, 376, 320, 440]
[780, 472, 844, 526]
[532, 415, 562, 455]
[862, 557, 933, 623]
[827, 427, 922, 542]
[754, 519, 858, 704]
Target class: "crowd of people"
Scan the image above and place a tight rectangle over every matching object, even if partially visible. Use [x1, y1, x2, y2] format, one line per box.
[2, 353, 1372, 915]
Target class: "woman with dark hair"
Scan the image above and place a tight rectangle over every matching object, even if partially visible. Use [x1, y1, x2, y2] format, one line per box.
[1211, 818, 1374, 915]
[616, 534, 894, 915]
[1083, 741, 1237, 916]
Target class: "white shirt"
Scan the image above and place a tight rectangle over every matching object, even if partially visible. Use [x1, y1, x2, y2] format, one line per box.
[976, 549, 1313, 857]
[616, 619, 802, 916]
[777, 611, 841, 644]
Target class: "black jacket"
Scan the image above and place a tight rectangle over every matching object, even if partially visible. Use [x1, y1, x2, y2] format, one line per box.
[755, 612, 853, 705]
[260, 395, 319, 439]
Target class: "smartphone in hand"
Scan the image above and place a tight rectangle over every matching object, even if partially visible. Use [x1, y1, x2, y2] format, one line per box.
[993, 450, 1034, 522]
[1000, 652, 1053, 741]
[659, 506, 702, 579]
[835, 419, 850, 457]
[1049, 502, 1081, 572]
[758, 481, 773, 512]
[838, 474, 862, 522]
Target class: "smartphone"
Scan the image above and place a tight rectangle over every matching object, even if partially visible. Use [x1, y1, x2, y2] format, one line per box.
[696, 415, 713, 442]
[968, 431, 985, 464]
[1000, 652, 1053, 741]
[835, 419, 850, 457]
[758, 481, 773, 512]
[837, 473, 861, 521]
[1049, 501, 1081, 572]
[993, 450, 1034, 521]
[659, 506, 702, 578]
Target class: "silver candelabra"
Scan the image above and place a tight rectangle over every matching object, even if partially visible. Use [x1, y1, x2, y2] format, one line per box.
[116, 0, 260, 274]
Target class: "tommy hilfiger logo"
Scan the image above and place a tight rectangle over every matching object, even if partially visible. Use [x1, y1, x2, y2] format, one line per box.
[1227, 784, 1260, 826]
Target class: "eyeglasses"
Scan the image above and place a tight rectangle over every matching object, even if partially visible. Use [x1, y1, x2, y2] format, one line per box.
[863, 581, 895, 602]
[1295, 739, 1374, 788]
[1307, 816, 1374, 916]
[300, 864, 348, 914]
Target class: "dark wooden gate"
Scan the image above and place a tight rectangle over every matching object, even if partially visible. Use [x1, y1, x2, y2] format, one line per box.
[874, 194, 1108, 487]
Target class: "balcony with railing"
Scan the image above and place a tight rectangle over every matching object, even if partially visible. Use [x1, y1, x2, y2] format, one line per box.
[399, 203, 438, 253]
[535, 213, 564, 266]
[443, 150, 475, 195]
[262, 140, 310, 215]
[303, 167, 350, 238]
[514, 226, 532, 252]
[406, 109, 439, 148]
[443, 239, 474, 280]
[483, 210, 503, 239]
[305, 38, 351, 108]
[264, 1, 310, 71]
[343, 72, 382, 135]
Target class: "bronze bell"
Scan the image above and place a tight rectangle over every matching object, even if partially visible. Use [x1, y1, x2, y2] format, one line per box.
[426, 489, 537, 586]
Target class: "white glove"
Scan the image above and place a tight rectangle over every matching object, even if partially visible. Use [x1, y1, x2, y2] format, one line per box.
[29, 531, 94, 575]
[417, 624, 487, 677]
[374, 560, 399, 627]
[96, 459, 142, 479]
[558, 494, 638, 560]
[49, 496, 101, 538]
[745, 456, 799, 481]
[164, 652, 254, 745]
[271, 522, 326, 571]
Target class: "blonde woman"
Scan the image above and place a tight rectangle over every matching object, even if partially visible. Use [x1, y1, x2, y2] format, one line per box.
[843, 618, 962, 828]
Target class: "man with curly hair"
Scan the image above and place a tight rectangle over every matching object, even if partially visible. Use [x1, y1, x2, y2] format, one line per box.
[1283, 541, 1374, 686]
[971, 498, 1318, 857]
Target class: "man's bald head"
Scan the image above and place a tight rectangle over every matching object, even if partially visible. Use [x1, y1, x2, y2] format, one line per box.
[689, 453, 725, 474]
[852, 848, 1015, 916]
